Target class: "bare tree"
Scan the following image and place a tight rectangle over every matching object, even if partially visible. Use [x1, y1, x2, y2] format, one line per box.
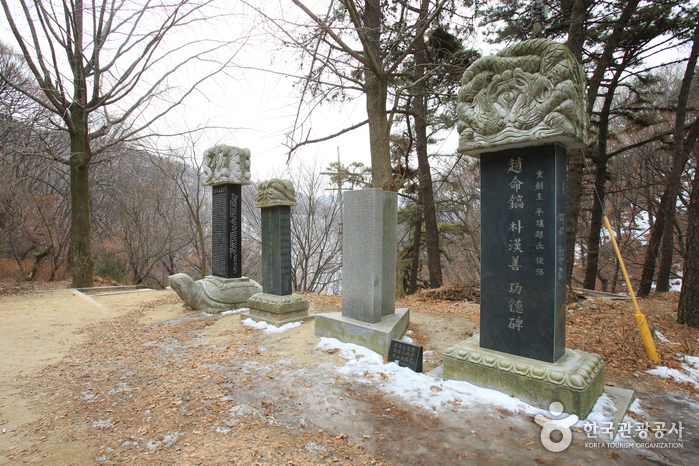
[247, 0, 448, 190]
[0, 0, 245, 287]
[290, 160, 343, 294]
[147, 140, 211, 280]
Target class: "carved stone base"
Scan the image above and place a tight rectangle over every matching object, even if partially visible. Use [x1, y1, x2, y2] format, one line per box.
[243, 292, 313, 325]
[169, 274, 262, 313]
[314, 309, 410, 357]
[443, 334, 604, 418]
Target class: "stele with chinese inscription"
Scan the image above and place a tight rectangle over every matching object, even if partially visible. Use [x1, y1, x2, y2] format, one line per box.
[456, 39, 588, 157]
[254, 179, 298, 208]
[202, 145, 252, 186]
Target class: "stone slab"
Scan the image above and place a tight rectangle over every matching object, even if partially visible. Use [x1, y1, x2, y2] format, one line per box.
[443, 334, 604, 418]
[600, 386, 636, 442]
[260, 206, 292, 295]
[342, 189, 397, 323]
[245, 292, 311, 325]
[247, 292, 310, 314]
[315, 308, 410, 357]
[479, 144, 567, 363]
[211, 184, 242, 279]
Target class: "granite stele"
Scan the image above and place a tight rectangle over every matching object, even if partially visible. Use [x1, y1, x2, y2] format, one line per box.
[243, 179, 312, 325]
[169, 145, 261, 312]
[315, 188, 409, 357]
[445, 39, 605, 417]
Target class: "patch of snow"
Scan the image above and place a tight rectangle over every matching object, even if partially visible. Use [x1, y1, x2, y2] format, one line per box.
[401, 335, 414, 343]
[654, 330, 672, 343]
[146, 432, 184, 450]
[304, 442, 328, 455]
[646, 366, 699, 388]
[92, 418, 114, 428]
[241, 318, 302, 334]
[221, 308, 248, 316]
[316, 338, 541, 416]
[108, 382, 133, 395]
[577, 394, 616, 433]
[628, 398, 646, 416]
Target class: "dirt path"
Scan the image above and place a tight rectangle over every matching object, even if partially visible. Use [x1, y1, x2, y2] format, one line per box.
[0, 289, 695, 465]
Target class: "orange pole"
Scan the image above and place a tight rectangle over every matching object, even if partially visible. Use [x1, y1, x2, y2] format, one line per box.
[603, 216, 659, 363]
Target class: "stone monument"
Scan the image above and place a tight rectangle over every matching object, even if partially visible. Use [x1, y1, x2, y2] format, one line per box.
[315, 188, 409, 357]
[169, 145, 261, 312]
[443, 39, 604, 417]
[243, 179, 311, 324]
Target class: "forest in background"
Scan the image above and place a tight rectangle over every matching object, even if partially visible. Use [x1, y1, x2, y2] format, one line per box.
[1, 0, 698, 323]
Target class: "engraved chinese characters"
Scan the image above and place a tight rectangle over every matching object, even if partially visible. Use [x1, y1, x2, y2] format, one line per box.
[211, 184, 241, 278]
[480, 145, 567, 363]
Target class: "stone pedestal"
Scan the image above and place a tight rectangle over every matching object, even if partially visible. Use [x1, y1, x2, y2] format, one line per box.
[443, 335, 604, 418]
[245, 179, 311, 325]
[243, 292, 312, 325]
[315, 188, 409, 357]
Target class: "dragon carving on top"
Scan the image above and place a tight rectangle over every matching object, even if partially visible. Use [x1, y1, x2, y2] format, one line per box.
[456, 39, 589, 157]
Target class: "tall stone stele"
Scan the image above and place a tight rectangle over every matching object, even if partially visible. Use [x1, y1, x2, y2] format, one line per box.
[443, 39, 605, 417]
[315, 188, 409, 357]
[169, 145, 261, 312]
[243, 179, 311, 325]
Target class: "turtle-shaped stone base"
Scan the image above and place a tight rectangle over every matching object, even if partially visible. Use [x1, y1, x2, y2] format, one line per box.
[169, 273, 262, 313]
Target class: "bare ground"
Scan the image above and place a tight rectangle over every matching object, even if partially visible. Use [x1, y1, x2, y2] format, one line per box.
[0, 283, 697, 465]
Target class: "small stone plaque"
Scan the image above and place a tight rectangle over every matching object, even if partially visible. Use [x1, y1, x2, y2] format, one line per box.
[388, 339, 423, 372]
[211, 184, 242, 279]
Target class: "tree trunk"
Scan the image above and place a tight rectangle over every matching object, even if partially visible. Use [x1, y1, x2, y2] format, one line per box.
[68, 2, 94, 288]
[26, 244, 52, 281]
[566, 149, 585, 286]
[583, 59, 625, 290]
[69, 117, 94, 288]
[412, 0, 442, 288]
[639, 23, 699, 296]
[678, 161, 699, 327]
[582, 154, 608, 290]
[656, 211, 676, 293]
[363, 0, 392, 190]
[409, 217, 422, 295]
[563, 0, 589, 287]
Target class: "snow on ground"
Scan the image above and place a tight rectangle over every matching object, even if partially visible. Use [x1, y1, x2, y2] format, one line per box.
[220, 308, 248, 316]
[311, 337, 614, 427]
[240, 318, 302, 334]
[646, 354, 699, 388]
[654, 330, 672, 343]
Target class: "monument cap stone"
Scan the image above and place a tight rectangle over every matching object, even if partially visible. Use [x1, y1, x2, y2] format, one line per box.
[202, 145, 252, 186]
[254, 179, 297, 208]
[456, 39, 589, 157]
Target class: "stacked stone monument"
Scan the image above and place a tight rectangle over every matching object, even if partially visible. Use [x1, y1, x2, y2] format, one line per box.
[169, 145, 261, 312]
[315, 188, 409, 357]
[443, 39, 604, 417]
[243, 179, 311, 324]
